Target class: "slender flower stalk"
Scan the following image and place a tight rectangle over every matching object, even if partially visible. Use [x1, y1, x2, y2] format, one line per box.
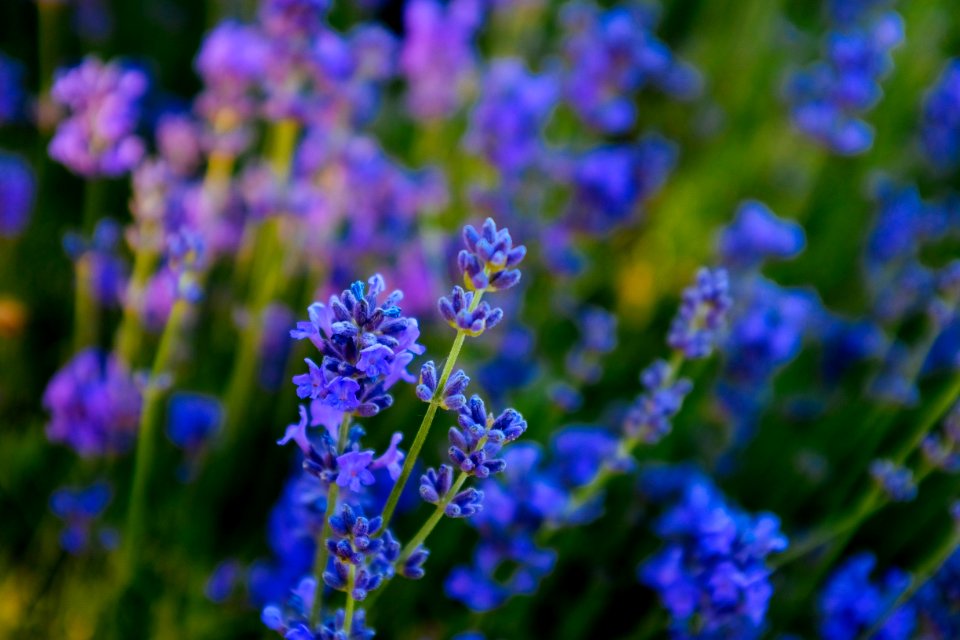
[343, 565, 357, 635]
[399, 470, 470, 563]
[119, 298, 188, 585]
[309, 412, 351, 625]
[377, 291, 483, 532]
[559, 349, 687, 521]
[776, 369, 960, 568]
[223, 118, 299, 432]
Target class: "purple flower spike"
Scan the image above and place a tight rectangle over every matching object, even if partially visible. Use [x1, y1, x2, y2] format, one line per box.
[48, 57, 147, 177]
[465, 59, 558, 174]
[43, 349, 141, 457]
[869, 459, 917, 502]
[623, 360, 693, 444]
[415, 361, 470, 409]
[667, 268, 732, 360]
[438, 286, 504, 337]
[458, 218, 527, 293]
[400, 0, 482, 121]
[291, 274, 422, 417]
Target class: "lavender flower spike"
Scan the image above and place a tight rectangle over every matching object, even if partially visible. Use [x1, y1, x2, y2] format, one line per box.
[48, 57, 148, 177]
[458, 217, 527, 293]
[291, 274, 423, 417]
[667, 267, 732, 359]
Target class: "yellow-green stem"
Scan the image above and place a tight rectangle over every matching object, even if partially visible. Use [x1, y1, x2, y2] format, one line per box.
[73, 257, 98, 352]
[119, 299, 189, 587]
[115, 248, 160, 365]
[309, 413, 352, 626]
[343, 565, 357, 635]
[378, 291, 484, 533]
[550, 349, 686, 528]
[399, 472, 470, 564]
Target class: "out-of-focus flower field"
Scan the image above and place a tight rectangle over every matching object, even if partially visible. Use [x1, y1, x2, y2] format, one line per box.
[1, 0, 960, 638]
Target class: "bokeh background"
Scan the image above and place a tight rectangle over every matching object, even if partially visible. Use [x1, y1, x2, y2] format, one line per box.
[1, 0, 960, 638]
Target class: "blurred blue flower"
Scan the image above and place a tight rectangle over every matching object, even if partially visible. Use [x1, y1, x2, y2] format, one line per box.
[0, 153, 35, 238]
[819, 553, 915, 640]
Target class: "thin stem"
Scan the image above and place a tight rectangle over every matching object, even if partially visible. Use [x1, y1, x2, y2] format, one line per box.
[223, 119, 298, 431]
[309, 413, 352, 626]
[119, 299, 189, 586]
[549, 350, 686, 529]
[377, 291, 485, 532]
[399, 472, 470, 564]
[73, 256, 98, 352]
[775, 372, 960, 569]
[115, 247, 159, 365]
[343, 565, 357, 635]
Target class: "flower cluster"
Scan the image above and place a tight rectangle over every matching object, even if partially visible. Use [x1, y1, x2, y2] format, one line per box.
[0, 152, 35, 238]
[400, 0, 482, 121]
[446, 431, 616, 611]
[167, 392, 222, 448]
[43, 349, 142, 457]
[194, 21, 267, 156]
[818, 553, 915, 639]
[565, 306, 618, 385]
[564, 136, 678, 233]
[322, 505, 414, 601]
[262, 577, 373, 640]
[49, 56, 148, 176]
[717, 201, 806, 269]
[869, 459, 918, 502]
[922, 402, 960, 472]
[920, 59, 960, 172]
[560, 2, 701, 134]
[291, 274, 423, 416]
[416, 362, 470, 410]
[623, 360, 693, 445]
[420, 395, 527, 516]
[439, 218, 526, 336]
[640, 471, 788, 638]
[785, 6, 904, 154]
[49, 481, 118, 554]
[667, 267, 732, 359]
[464, 59, 557, 175]
[63, 219, 129, 307]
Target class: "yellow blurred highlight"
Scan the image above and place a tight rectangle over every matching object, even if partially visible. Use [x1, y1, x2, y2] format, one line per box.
[0, 297, 27, 338]
[0, 573, 28, 630]
[617, 261, 655, 317]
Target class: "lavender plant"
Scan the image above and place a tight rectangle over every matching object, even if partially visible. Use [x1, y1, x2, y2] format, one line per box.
[5, 0, 960, 638]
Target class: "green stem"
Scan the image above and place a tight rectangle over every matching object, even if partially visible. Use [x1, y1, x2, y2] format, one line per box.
[309, 413, 352, 626]
[73, 257, 98, 352]
[223, 119, 297, 428]
[343, 565, 357, 635]
[776, 371, 960, 568]
[115, 247, 159, 365]
[119, 299, 189, 586]
[549, 350, 686, 529]
[399, 472, 470, 564]
[37, 3, 61, 133]
[378, 291, 484, 532]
